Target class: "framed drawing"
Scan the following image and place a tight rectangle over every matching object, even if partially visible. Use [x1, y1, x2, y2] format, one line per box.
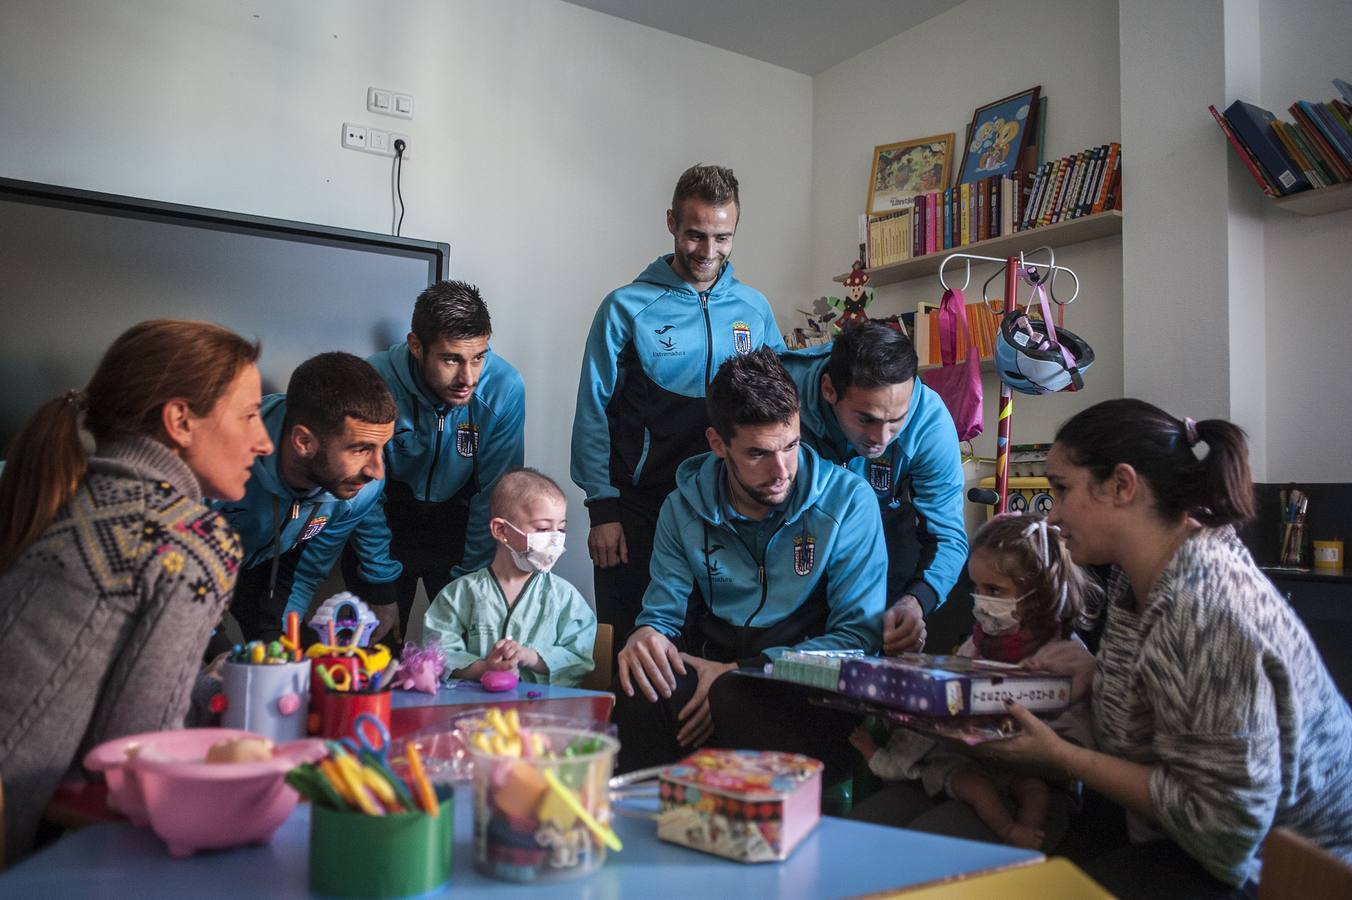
[866, 134, 954, 215]
[956, 87, 1041, 184]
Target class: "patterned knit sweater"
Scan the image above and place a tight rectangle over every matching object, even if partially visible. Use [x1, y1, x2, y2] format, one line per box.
[0, 436, 242, 861]
[1093, 526, 1352, 886]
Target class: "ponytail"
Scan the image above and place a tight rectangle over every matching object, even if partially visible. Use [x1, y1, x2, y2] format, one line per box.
[1055, 399, 1255, 528]
[0, 395, 91, 572]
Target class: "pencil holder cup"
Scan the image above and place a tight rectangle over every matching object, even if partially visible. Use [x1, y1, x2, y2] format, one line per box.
[316, 689, 391, 740]
[463, 717, 620, 883]
[309, 794, 454, 898]
[309, 655, 360, 699]
[1281, 522, 1310, 566]
[220, 660, 310, 742]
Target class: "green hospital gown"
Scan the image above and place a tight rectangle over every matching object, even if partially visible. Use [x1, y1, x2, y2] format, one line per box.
[422, 567, 597, 687]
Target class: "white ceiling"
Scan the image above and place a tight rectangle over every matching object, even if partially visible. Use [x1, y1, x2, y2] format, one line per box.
[559, 0, 967, 75]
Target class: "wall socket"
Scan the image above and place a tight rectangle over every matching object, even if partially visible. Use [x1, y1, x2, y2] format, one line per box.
[341, 123, 412, 159]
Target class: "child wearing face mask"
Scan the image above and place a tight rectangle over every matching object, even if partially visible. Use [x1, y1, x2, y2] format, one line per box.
[421, 467, 596, 686]
[850, 514, 1100, 850]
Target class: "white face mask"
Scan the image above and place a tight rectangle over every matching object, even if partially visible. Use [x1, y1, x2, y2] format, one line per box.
[971, 590, 1032, 636]
[504, 522, 565, 574]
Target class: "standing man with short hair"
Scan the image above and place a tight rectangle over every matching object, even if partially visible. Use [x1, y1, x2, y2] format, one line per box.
[572, 164, 785, 650]
[337, 280, 526, 639]
[781, 322, 967, 655]
[215, 351, 400, 643]
[612, 349, 885, 778]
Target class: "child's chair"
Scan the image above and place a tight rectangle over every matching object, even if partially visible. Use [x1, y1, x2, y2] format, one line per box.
[1258, 828, 1352, 900]
[579, 623, 614, 692]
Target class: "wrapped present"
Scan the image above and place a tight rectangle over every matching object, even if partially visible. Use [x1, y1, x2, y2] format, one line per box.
[768, 649, 865, 691]
[838, 653, 1071, 717]
[658, 749, 821, 863]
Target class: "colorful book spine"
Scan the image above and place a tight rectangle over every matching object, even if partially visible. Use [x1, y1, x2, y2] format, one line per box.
[926, 191, 938, 254]
[959, 183, 970, 247]
[1290, 103, 1352, 180]
[1091, 144, 1122, 212]
[1302, 100, 1352, 167]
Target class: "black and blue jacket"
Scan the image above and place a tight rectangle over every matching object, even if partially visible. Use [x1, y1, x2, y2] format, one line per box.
[781, 344, 967, 614]
[571, 256, 785, 524]
[211, 394, 400, 623]
[636, 444, 885, 666]
[332, 341, 525, 581]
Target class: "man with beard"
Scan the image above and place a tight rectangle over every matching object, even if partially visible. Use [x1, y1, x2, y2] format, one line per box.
[335, 280, 525, 639]
[215, 351, 399, 643]
[781, 322, 966, 656]
[611, 349, 885, 782]
[572, 164, 785, 656]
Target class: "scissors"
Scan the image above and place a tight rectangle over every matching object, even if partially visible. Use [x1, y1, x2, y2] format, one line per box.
[325, 664, 354, 693]
[351, 713, 415, 810]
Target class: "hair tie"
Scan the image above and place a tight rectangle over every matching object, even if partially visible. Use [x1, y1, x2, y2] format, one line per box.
[1183, 417, 1199, 447]
[64, 389, 88, 412]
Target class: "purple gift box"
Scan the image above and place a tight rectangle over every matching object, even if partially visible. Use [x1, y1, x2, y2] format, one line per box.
[838, 654, 1071, 717]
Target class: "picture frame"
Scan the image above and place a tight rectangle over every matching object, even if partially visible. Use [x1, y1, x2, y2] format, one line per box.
[955, 87, 1041, 185]
[866, 134, 954, 216]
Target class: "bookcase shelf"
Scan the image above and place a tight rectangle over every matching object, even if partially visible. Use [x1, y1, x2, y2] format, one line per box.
[834, 210, 1123, 288]
[1271, 181, 1352, 216]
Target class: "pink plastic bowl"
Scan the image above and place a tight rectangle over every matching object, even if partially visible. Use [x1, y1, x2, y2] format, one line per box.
[84, 727, 324, 857]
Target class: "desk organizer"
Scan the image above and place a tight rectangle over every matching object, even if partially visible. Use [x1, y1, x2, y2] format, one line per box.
[220, 659, 310, 742]
[310, 795, 453, 899]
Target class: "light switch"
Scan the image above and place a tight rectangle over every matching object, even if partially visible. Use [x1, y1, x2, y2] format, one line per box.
[393, 94, 414, 116]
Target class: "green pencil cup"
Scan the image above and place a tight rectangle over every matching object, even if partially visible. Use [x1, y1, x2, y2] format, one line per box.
[309, 794, 453, 899]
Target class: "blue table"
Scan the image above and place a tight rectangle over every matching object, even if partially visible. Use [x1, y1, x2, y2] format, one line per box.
[389, 682, 614, 739]
[0, 797, 1040, 899]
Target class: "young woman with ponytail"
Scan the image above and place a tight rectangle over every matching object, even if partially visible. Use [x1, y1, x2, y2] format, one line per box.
[985, 399, 1352, 898]
[0, 320, 273, 861]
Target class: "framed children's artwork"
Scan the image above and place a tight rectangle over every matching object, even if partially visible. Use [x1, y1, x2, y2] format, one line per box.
[866, 134, 954, 216]
[956, 87, 1041, 185]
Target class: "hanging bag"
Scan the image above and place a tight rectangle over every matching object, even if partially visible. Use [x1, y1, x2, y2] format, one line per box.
[920, 286, 984, 441]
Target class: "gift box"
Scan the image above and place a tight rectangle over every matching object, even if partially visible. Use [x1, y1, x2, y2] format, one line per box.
[838, 653, 1071, 717]
[657, 749, 822, 863]
[768, 649, 865, 691]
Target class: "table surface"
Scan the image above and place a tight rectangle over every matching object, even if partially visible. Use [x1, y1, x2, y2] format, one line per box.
[389, 681, 609, 710]
[2, 794, 1040, 899]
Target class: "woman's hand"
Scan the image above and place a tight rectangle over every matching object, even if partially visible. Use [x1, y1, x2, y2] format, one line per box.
[1022, 640, 1097, 703]
[981, 702, 1075, 773]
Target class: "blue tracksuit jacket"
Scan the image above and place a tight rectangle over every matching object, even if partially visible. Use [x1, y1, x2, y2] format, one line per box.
[635, 443, 885, 665]
[780, 344, 967, 613]
[571, 256, 785, 524]
[211, 395, 400, 622]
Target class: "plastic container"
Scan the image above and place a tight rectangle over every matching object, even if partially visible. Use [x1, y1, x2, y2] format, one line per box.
[462, 715, 619, 883]
[315, 688, 391, 740]
[220, 659, 310, 742]
[83, 728, 324, 857]
[310, 794, 454, 898]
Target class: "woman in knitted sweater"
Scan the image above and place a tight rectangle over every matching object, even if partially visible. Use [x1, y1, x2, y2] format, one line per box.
[987, 399, 1352, 898]
[0, 320, 273, 862]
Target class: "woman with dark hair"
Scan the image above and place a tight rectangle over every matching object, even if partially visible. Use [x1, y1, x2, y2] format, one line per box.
[0, 320, 274, 861]
[987, 398, 1352, 898]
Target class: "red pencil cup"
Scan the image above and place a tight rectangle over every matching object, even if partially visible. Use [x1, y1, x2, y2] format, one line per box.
[317, 688, 391, 740]
[309, 655, 360, 698]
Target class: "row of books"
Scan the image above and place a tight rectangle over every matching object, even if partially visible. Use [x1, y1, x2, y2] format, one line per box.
[860, 142, 1121, 268]
[912, 298, 1003, 366]
[1208, 80, 1352, 197]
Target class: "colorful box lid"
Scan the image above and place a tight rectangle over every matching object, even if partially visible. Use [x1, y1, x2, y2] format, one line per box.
[661, 749, 823, 801]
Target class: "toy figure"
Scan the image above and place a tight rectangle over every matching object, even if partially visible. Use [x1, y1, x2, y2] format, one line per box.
[831, 263, 873, 333]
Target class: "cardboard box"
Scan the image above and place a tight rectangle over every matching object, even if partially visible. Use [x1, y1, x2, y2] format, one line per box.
[838, 654, 1071, 717]
[658, 749, 822, 863]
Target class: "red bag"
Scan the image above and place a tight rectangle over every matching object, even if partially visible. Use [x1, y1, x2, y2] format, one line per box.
[920, 287, 984, 441]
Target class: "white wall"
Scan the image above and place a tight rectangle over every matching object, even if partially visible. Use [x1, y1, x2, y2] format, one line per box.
[1258, 0, 1352, 482]
[0, 0, 814, 597]
[811, 0, 1124, 458]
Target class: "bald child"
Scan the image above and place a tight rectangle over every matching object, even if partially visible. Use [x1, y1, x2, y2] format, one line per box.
[421, 468, 597, 686]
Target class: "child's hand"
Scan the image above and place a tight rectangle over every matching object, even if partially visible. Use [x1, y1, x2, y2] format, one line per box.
[487, 639, 522, 670]
[849, 725, 878, 760]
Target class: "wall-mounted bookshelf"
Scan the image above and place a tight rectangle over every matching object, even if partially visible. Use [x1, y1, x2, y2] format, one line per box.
[834, 210, 1122, 288]
[1271, 181, 1352, 216]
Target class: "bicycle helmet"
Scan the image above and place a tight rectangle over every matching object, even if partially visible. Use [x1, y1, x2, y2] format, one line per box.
[995, 307, 1094, 395]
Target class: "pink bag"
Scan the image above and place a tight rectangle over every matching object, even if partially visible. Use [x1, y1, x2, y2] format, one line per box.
[920, 287, 983, 441]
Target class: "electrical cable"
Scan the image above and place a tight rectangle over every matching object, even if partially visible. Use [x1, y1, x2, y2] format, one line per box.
[393, 139, 406, 236]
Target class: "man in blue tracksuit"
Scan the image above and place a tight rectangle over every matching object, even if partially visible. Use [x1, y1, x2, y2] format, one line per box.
[572, 164, 785, 650]
[214, 352, 401, 643]
[781, 322, 967, 655]
[336, 280, 525, 638]
[612, 349, 885, 779]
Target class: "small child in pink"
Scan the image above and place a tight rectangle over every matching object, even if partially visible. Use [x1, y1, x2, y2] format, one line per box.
[851, 514, 1100, 849]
